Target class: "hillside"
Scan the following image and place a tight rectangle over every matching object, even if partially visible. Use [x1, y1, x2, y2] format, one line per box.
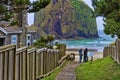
[34, 0, 99, 39]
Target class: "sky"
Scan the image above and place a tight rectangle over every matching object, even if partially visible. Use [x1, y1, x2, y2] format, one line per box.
[27, 0, 104, 31]
[83, 0, 104, 31]
[27, 0, 35, 26]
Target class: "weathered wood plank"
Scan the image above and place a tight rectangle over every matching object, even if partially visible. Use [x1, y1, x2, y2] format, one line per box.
[0, 45, 16, 53]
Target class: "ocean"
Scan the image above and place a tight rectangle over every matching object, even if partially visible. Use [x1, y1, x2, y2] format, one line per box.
[54, 31, 117, 52]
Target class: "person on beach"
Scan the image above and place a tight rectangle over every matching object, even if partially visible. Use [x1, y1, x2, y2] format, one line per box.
[79, 48, 82, 63]
[83, 48, 88, 62]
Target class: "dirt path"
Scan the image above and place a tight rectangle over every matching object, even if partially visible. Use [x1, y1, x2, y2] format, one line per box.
[55, 61, 79, 80]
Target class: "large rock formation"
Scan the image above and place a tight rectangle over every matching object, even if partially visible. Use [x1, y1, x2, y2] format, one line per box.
[34, 0, 99, 39]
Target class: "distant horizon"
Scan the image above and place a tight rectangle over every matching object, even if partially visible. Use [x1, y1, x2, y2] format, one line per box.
[27, 0, 104, 31]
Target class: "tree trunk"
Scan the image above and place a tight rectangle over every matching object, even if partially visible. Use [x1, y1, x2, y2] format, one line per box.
[17, 11, 27, 47]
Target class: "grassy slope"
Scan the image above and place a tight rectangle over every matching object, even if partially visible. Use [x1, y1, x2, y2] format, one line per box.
[76, 57, 120, 80]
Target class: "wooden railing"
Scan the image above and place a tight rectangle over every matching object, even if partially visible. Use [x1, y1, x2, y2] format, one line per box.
[103, 39, 120, 64]
[0, 44, 68, 80]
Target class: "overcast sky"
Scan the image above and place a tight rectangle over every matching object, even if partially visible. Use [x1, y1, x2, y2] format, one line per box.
[27, 0, 104, 31]
[83, 0, 104, 31]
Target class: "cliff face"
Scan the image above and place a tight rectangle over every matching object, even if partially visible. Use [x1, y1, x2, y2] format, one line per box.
[34, 0, 99, 39]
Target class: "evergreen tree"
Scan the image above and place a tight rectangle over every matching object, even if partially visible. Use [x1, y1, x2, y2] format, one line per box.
[92, 0, 120, 38]
[0, 0, 50, 24]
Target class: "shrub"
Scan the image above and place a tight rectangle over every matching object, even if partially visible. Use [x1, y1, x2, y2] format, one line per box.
[33, 35, 54, 48]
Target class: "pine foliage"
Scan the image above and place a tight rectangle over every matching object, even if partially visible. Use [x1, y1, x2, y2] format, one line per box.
[0, 0, 50, 24]
[92, 0, 120, 38]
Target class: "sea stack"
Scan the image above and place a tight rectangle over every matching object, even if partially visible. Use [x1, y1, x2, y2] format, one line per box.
[34, 0, 99, 39]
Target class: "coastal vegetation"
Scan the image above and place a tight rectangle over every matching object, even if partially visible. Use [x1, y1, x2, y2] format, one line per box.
[33, 35, 54, 48]
[75, 56, 120, 80]
[92, 0, 120, 38]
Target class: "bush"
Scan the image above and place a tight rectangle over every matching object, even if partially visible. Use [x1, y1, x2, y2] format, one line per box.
[33, 35, 54, 48]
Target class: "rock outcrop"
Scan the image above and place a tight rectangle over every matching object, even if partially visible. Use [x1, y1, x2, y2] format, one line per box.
[34, 0, 99, 39]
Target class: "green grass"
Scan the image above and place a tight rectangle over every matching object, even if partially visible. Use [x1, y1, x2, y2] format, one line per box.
[41, 61, 70, 80]
[76, 56, 120, 80]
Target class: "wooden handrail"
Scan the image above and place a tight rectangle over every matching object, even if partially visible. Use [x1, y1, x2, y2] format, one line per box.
[16, 46, 27, 54]
[27, 48, 37, 54]
[0, 44, 16, 53]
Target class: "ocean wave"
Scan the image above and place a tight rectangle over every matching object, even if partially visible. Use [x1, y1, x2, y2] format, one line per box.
[54, 34, 116, 52]
[67, 46, 103, 52]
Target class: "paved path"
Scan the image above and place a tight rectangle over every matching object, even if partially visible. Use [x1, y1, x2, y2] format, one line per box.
[55, 61, 79, 80]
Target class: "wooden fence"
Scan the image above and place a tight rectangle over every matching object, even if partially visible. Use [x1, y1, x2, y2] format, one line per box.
[103, 39, 120, 64]
[0, 44, 68, 80]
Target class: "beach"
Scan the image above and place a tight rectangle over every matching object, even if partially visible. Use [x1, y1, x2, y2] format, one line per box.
[66, 48, 103, 62]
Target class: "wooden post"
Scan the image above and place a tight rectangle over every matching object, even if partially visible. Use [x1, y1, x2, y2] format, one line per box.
[28, 52, 33, 80]
[20, 51, 23, 80]
[47, 49, 50, 73]
[46, 49, 48, 74]
[116, 39, 119, 62]
[107, 47, 109, 56]
[114, 46, 117, 60]
[54, 50, 57, 68]
[56, 50, 59, 66]
[103, 47, 108, 57]
[9, 45, 16, 80]
[103, 48, 105, 57]
[4, 51, 9, 80]
[16, 53, 20, 80]
[27, 48, 36, 80]
[51, 50, 54, 70]
[108, 46, 110, 56]
[46, 49, 50, 73]
[117, 39, 120, 63]
[109, 46, 111, 56]
[16, 46, 27, 80]
[28, 48, 37, 80]
[36, 49, 42, 77]
[43, 49, 45, 74]
[50, 50, 52, 71]
[23, 49, 27, 80]
[0, 53, 4, 80]
[27, 51, 30, 80]
[41, 49, 43, 75]
[43, 48, 47, 75]
[34, 49, 37, 79]
[53, 50, 56, 69]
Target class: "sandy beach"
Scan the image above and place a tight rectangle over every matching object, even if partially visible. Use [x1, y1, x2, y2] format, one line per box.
[66, 49, 103, 62]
